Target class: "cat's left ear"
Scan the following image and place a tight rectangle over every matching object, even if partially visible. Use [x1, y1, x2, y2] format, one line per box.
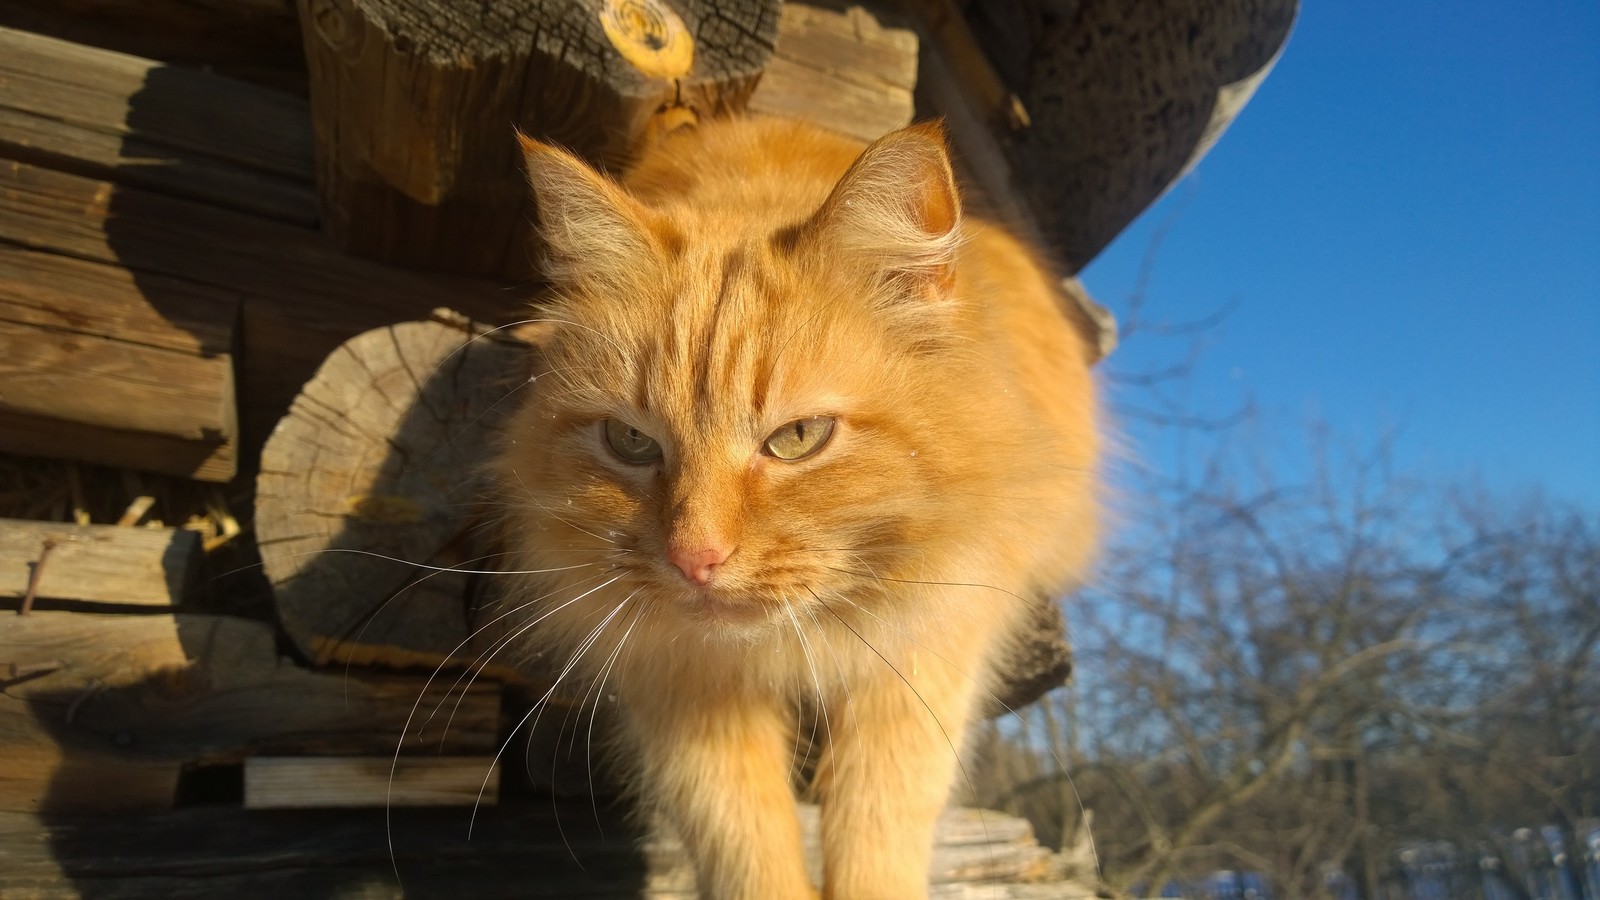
[805, 121, 961, 291]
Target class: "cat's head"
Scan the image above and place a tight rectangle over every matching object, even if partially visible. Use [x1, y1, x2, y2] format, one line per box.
[496, 122, 982, 639]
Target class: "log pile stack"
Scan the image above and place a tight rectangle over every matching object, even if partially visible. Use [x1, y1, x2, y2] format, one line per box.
[0, 1, 1109, 896]
[0, 0, 1298, 893]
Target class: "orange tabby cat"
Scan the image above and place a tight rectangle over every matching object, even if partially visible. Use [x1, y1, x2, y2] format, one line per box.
[492, 115, 1100, 900]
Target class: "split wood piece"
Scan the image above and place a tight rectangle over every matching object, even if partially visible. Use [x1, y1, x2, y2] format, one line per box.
[911, 18, 1046, 247]
[904, 0, 1029, 130]
[0, 244, 240, 481]
[0, 803, 1093, 897]
[243, 756, 500, 809]
[0, 26, 315, 225]
[256, 315, 533, 670]
[748, 2, 918, 143]
[297, 0, 779, 278]
[0, 160, 511, 447]
[0, 612, 500, 814]
[0, 518, 199, 608]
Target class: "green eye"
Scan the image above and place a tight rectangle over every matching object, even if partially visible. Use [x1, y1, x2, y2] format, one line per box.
[764, 416, 836, 461]
[604, 419, 662, 463]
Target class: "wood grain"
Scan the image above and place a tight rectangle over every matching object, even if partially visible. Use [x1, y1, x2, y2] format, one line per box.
[243, 756, 500, 808]
[749, 2, 918, 143]
[0, 27, 314, 224]
[0, 0, 308, 93]
[0, 801, 1090, 897]
[0, 612, 500, 814]
[256, 317, 532, 669]
[0, 159, 512, 448]
[297, 0, 779, 278]
[0, 518, 199, 607]
[0, 244, 239, 481]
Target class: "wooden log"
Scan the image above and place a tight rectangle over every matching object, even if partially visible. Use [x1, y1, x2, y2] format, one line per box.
[0, 0, 309, 93]
[1014, 0, 1300, 269]
[0, 802, 1091, 897]
[748, 2, 918, 143]
[0, 26, 315, 225]
[0, 245, 240, 482]
[0, 612, 500, 813]
[924, 0, 1299, 272]
[0, 158, 511, 451]
[0, 518, 199, 608]
[297, 0, 779, 278]
[641, 804, 1070, 893]
[256, 315, 532, 670]
[243, 756, 500, 809]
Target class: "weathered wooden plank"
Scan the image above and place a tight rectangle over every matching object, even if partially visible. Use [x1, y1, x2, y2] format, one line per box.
[0, 408, 233, 487]
[243, 756, 500, 809]
[0, 90, 315, 227]
[749, 1, 917, 142]
[0, 160, 513, 443]
[0, 612, 501, 814]
[0, 321, 237, 482]
[0, 803, 653, 899]
[0, 311, 231, 442]
[0, 26, 313, 182]
[0, 801, 1089, 898]
[0, 519, 199, 607]
[0, 162, 505, 325]
[0, 245, 235, 356]
[0, 0, 308, 93]
[0, 244, 239, 481]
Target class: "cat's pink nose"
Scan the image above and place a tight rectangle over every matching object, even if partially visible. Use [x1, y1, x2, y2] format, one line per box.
[668, 545, 730, 586]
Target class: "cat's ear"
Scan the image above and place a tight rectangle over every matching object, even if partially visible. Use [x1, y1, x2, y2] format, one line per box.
[805, 121, 961, 289]
[517, 131, 662, 283]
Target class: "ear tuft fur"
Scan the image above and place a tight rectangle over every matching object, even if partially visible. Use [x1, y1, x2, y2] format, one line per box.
[807, 121, 963, 287]
[517, 131, 657, 284]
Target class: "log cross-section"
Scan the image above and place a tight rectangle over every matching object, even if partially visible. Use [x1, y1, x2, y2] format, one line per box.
[297, 0, 780, 278]
[256, 315, 533, 670]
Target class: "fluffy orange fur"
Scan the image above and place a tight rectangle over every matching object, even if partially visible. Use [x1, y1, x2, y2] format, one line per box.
[493, 115, 1100, 900]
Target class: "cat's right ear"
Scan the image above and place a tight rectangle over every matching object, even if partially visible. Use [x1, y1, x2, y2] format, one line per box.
[800, 121, 962, 292]
[517, 131, 663, 284]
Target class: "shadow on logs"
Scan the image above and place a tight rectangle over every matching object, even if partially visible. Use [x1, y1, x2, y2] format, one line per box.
[297, 0, 781, 279]
[255, 313, 533, 675]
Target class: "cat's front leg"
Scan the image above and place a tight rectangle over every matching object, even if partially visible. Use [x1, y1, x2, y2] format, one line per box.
[625, 687, 814, 900]
[817, 646, 981, 900]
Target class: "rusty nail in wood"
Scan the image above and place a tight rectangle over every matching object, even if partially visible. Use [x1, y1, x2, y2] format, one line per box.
[19, 538, 56, 615]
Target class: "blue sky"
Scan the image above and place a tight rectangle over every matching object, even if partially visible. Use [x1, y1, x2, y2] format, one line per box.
[1078, 0, 1600, 507]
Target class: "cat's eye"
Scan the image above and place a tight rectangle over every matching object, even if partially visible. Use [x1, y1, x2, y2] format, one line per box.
[764, 416, 836, 461]
[604, 419, 662, 463]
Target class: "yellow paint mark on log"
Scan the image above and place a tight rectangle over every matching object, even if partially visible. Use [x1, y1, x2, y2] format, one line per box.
[599, 0, 694, 81]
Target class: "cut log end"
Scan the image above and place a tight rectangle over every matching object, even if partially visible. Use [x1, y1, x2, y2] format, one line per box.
[298, 0, 781, 277]
[256, 317, 532, 669]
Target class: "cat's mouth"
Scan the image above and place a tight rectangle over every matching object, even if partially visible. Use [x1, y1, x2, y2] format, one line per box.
[685, 588, 774, 627]
[664, 579, 786, 631]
